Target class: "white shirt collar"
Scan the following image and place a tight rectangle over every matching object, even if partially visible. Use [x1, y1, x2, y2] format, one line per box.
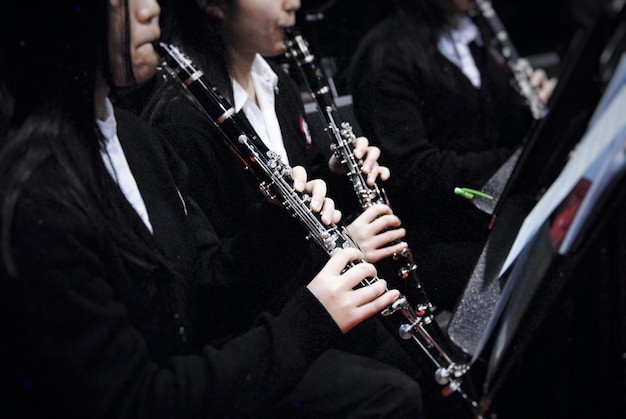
[232, 54, 279, 113]
[96, 97, 118, 140]
[232, 54, 290, 167]
[437, 15, 483, 88]
[451, 15, 482, 47]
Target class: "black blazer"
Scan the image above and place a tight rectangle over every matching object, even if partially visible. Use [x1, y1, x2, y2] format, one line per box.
[0, 108, 340, 418]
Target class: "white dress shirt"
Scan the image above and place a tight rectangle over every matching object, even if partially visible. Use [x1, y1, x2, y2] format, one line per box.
[437, 15, 483, 88]
[232, 54, 291, 167]
[97, 98, 154, 233]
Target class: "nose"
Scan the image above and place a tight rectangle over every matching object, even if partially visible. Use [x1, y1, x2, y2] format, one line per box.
[138, 0, 161, 24]
[284, 0, 301, 13]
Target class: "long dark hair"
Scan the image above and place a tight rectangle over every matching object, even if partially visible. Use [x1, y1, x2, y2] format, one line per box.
[0, 0, 169, 277]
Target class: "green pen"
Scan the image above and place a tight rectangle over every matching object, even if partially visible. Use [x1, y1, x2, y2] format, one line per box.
[454, 187, 494, 201]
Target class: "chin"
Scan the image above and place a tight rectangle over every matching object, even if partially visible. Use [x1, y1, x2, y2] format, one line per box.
[265, 43, 287, 57]
[134, 65, 158, 85]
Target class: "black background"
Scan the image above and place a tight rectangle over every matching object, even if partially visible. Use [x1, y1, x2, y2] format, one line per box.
[296, 0, 603, 96]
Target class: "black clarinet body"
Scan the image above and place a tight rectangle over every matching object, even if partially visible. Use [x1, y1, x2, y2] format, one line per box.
[282, 32, 477, 408]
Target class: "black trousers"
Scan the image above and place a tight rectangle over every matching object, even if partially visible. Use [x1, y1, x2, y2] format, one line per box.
[272, 348, 424, 418]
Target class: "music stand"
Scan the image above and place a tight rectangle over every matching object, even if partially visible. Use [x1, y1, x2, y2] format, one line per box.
[446, 5, 626, 415]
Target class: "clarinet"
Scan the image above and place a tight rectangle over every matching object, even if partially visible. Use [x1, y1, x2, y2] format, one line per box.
[285, 29, 433, 308]
[154, 42, 476, 407]
[283, 28, 433, 312]
[473, 0, 547, 120]
[282, 31, 477, 406]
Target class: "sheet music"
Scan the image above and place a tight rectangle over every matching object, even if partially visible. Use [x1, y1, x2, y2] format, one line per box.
[559, 124, 626, 252]
[499, 80, 626, 277]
